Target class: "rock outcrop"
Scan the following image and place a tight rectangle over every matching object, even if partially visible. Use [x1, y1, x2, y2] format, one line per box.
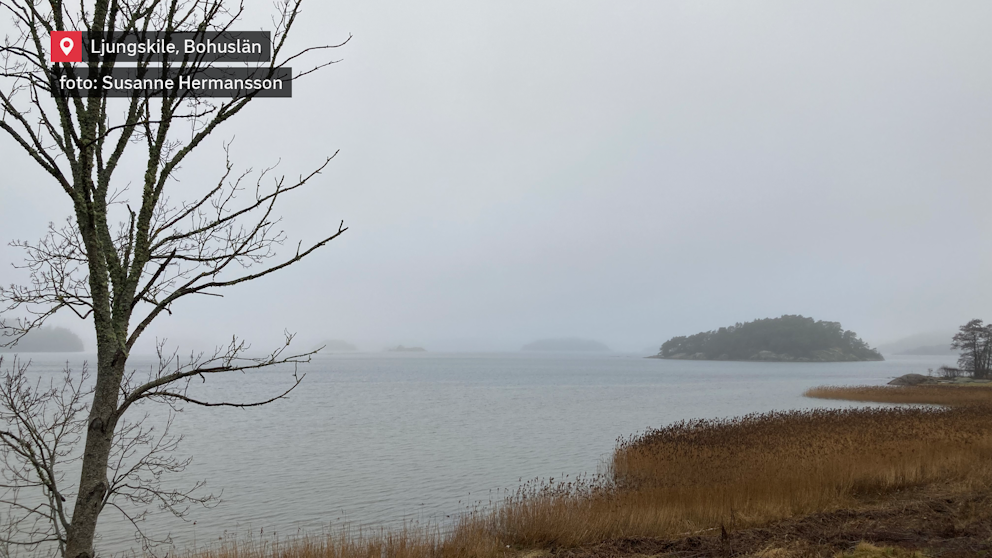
[887, 374, 931, 386]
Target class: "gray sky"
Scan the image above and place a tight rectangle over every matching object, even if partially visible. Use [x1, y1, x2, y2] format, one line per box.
[2, 1, 990, 353]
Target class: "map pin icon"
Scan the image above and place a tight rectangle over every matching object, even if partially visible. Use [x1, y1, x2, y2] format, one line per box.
[60, 37, 74, 56]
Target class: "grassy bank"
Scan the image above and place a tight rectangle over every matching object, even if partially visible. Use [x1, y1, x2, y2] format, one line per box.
[180, 394, 992, 558]
[470, 406, 992, 549]
[804, 383, 992, 407]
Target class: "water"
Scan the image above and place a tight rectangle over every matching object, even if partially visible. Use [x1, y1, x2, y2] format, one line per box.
[1, 352, 951, 554]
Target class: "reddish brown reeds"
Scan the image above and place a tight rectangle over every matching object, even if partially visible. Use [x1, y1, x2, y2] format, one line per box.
[182, 403, 992, 558]
[804, 383, 992, 407]
[468, 406, 992, 549]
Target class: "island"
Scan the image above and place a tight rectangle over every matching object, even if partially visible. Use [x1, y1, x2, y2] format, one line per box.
[895, 344, 958, 356]
[521, 338, 611, 352]
[649, 315, 883, 362]
[0, 326, 85, 352]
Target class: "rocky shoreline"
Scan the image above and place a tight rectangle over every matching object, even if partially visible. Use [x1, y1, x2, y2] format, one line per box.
[648, 347, 885, 362]
[888, 373, 992, 386]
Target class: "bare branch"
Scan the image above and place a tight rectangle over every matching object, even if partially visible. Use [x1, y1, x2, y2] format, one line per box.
[0, 357, 90, 554]
[1, 1, 348, 555]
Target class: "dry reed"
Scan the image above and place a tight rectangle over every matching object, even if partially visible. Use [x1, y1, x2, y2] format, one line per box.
[180, 400, 992, 558]
[467, 406, 992, 549]
[804, 383, 992, 407]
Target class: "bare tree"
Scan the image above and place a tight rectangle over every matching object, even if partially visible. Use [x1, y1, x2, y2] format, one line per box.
[0, 357, 88, 557]
[951, 319, 992, 380]
[0, 1, 347, 557]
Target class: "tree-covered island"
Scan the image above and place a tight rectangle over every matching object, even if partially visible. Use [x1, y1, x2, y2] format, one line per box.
[651, 315, 884, 362]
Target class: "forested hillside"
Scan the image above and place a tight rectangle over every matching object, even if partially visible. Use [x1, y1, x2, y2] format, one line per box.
[654, 315, 883, 362]
[0, 326, 84, 352]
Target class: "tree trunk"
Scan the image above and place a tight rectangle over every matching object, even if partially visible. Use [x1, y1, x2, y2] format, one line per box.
[64, 197, 125, 558]
[64, 336, 124, 558]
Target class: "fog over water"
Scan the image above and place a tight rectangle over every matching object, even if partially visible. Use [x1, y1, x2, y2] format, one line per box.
[1, 3, 991, 556]
[16, 352, 954, 555]
[2, 1, 990, 354]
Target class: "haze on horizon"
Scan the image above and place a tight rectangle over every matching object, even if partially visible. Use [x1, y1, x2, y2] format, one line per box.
[1, 1, 990, 355]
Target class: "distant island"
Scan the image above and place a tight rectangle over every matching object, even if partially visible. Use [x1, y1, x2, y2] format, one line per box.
[895, 344, 958, 356]
[875, 331, 957, 356]
[386, 345, 426, 352]
[521, 338, 611, 352]
[649, 315, 883, 362]
[0, 326, 84, 353]
[314, 339, 358, 352]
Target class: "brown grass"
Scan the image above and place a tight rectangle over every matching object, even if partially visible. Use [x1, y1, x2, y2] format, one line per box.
[471, 406, 992, 549]
[833, 542, 926, 558]
[180, 402, 992, 558]
[804, 383, 992, 407]
[173, 524, 495, 558]
[178, 528, 446, 558]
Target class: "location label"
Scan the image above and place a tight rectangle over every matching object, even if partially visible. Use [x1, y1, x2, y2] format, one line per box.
[50, 31, 82, 63]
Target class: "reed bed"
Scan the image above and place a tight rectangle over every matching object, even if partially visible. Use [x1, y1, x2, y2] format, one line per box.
[804, 383, 992, 407]
[468, 406, 992, 549]
[172, 521, 511, 558]
[175, 526, 447, 558]
[181, 404, 992, 558]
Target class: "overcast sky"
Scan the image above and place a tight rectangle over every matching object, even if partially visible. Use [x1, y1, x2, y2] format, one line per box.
[2, 1, 990, 353]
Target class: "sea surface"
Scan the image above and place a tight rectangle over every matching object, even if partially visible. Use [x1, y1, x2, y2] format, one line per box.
[3, 352, 953, 555]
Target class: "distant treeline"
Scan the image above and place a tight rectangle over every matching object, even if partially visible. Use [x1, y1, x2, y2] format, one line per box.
[0, 326, 84, 352]
[657, 315, 883, 362]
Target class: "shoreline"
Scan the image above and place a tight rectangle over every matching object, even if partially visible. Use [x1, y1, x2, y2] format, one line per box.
[173, 382, 992, 558]
[645, 356, 886, 362]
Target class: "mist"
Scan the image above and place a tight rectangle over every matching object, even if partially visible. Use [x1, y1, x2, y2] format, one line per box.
[2, 0, 990, 355]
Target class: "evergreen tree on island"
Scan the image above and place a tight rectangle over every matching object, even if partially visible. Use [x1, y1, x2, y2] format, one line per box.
[652, 315, 883, 362]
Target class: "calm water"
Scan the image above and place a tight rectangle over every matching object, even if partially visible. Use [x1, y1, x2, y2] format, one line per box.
[5, 352, 951, 554]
